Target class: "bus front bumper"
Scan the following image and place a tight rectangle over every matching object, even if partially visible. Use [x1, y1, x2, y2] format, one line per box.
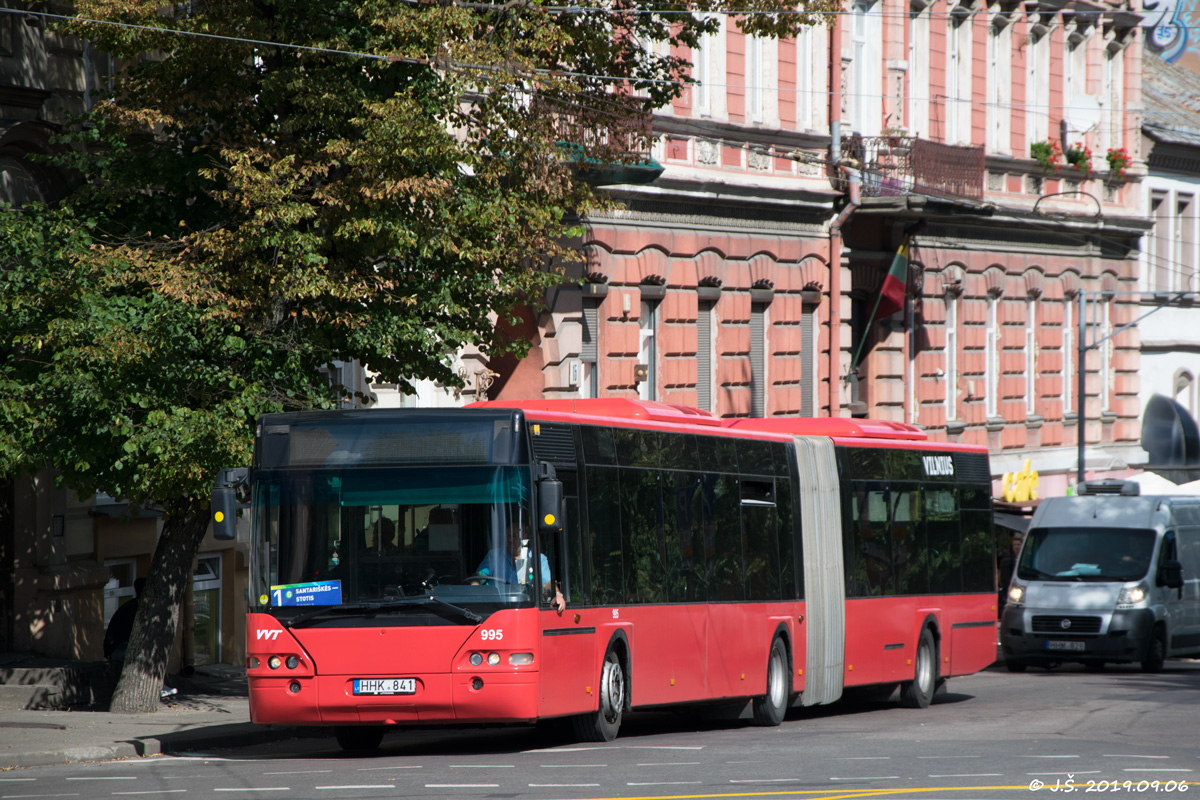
[248, 672, 540, 726]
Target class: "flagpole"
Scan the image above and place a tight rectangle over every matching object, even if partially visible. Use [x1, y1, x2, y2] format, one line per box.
[851, 283, 888, 371]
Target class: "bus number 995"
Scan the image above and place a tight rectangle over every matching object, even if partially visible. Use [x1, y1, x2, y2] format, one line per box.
[481, 629, 503, 641]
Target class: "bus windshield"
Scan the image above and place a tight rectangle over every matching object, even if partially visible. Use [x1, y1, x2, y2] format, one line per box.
[1017, 527, 1157, 582]
[250, 465, 542, 616]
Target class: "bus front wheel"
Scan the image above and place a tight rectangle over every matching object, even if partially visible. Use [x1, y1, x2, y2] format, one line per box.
[334, 726, 385, 752]
[900, 627, 936, 709]
[1141, 626, 1167, 673]
[571, 649, 625, 742]
[752, 637, 789, 726]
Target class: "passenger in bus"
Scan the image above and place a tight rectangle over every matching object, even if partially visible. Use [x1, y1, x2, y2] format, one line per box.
[477, 517, 566, 613]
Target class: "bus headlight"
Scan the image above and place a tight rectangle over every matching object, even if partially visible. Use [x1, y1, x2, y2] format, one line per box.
[268, 656, 283, 670]
[1008, 583, 1026, 607]
[487, 653, 501, 666]
[509, 653, 534, 666]
[470, 653, 483, 666]
[1117, 582, 1148, 608]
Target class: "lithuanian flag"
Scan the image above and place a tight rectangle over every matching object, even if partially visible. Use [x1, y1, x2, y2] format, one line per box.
[875, 235, 909, 319]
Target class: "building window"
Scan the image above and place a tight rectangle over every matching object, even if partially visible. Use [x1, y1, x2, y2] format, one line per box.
[1178, 193, 1195, 291]
[851, 0, 883, 134]
[908, 2, 931, 138]
[946, 10, 972, 145]
[750, 300, 768, 417]
[1099, 297, 1112, 413]
[581, 298, 602, 398]
[747, 34, 765, 124]
[986, 12, 1012, 154]
[985, 294, 999, 418]
[1025, 297, 1037, 415]
[946, 293, 958, 420]
[697, 299, 716, 412]
[1148, 191, 1169, 293]
[1026, 29, 1050, 145]
[638, 298, 659, 402]
[694, 19, 719, 117]
[1102, 46, 1124, 153]
[1063, 296, 1074, 415]
[801, 297, 819, 417]
[1177, 371, 1196, 419]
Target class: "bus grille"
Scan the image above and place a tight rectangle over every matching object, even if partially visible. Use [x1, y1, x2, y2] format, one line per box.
[1031, 616, 1102, 634]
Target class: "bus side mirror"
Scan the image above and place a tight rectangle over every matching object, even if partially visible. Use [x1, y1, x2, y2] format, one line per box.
[1158, 559, 1184, 590]
[536, 461, 563, 534]
[211, 468, 248, 541]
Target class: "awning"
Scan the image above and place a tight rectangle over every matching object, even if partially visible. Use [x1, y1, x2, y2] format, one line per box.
[994, 512, 1030, 533]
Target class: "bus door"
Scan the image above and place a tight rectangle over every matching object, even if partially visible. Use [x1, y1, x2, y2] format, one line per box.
[538, 487, 598, 716]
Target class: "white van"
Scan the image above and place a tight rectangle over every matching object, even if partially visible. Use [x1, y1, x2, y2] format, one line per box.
[1000, 480, 1200, 672]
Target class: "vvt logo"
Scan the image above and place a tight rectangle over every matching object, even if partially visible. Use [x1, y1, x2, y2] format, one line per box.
[256, 629, 281, 641]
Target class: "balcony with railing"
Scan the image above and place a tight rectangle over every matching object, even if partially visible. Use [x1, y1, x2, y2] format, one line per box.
[840, 134, 985, 201]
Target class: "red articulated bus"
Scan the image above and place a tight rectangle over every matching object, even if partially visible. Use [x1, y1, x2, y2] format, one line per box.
[236, 399, 996, 750]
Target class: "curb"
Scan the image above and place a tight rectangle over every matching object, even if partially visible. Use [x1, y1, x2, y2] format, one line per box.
[0, 724, 324, 770]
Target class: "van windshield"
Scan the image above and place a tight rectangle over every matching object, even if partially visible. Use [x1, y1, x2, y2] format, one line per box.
[1017, 527, 1156, 582]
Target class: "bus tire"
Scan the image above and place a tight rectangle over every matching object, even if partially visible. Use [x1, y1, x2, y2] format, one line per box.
[571, 648, 625, 742]
[752, 637, 789, 726]
[1141, 625, 1167, 673]
[900, 627, 936, 709]
[334, 726, 385, 752]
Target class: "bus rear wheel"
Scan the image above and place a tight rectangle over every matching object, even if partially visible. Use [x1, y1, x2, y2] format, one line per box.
[571, 649, 625, 742]
[752, 637, 789, 726]
[900, 627, 936, 709]
[334, 726, 385, 752]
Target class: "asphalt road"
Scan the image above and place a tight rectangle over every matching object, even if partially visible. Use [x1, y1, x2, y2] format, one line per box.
[5, 661, 1198, 800]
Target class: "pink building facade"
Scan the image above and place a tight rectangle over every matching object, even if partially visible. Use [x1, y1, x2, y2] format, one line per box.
[487, 0, 1148, 496]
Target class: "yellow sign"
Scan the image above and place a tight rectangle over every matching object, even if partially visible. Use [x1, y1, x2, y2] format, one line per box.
[1002, 459, 1039, 503]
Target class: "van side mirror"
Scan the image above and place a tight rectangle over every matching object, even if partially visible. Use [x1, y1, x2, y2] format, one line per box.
[537, 462, 563, 534]
[1157, 559, 1184, 590]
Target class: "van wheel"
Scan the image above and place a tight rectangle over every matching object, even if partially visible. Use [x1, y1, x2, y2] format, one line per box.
[900, 627, 936, 708]
[1141, 626, 1166, 673]
[1004, 657, 1027, 673]
[752, 637, 789, 726]
[571, 648, 625, 741]
[334, 726, 384, 752]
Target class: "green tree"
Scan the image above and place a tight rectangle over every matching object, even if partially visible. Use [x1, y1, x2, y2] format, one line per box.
[1, 0, 834, 713]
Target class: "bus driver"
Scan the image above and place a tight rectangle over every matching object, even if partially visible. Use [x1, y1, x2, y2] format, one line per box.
[477, 515, 566, 614]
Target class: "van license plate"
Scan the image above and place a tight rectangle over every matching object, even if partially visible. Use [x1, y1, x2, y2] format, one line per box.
[1045, 640, 1085, 652]
[354, 678, 416, 695]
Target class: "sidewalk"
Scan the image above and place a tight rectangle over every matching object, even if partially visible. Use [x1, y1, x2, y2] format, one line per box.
[0, 655, 321, 770]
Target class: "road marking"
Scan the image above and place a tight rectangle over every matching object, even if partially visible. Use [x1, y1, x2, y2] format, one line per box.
[928, 773, 1004, 778]
[829, 776, 901, 781]
[918, 755, 981, 759]
[0, 779, 36, 782]
[66, 778, 138, 781]
[835, 757, 891, 760]
[627, 746, 705, 750]
[1027, 771, 1101, 776]
[0, 795, 81, 799]
[451, 765, 515, 769]
[356, 766, 422, 771]
[637, 762, 702, 767]
[528, 784, 602, 788]
[1105, 755, 1171, 759]
[424, 784, 499, 789]
[113, 792, 188, 796]
[1025, 755, 1080, 758]
[627, 781, 704, 787]
[725, 761, 766, 764]
[729, 779, 802, 784]
[540, 764, 608, 768]
[213, 789, 290, 793]
[1123, 769, 1194, 772]
[526, 747, 608, 753]
[263, 771, 332, 776]
[315, 786, 397, 790]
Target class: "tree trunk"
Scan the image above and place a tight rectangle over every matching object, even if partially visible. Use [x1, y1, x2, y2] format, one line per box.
[108, 509, 209, 713]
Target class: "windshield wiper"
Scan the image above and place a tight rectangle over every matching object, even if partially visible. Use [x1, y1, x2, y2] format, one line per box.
[284, 597, 482, 628]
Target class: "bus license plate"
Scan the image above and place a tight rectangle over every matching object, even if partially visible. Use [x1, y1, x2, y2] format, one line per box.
[354, 678, 416, 695]
[1045, 640, 1085, 652]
